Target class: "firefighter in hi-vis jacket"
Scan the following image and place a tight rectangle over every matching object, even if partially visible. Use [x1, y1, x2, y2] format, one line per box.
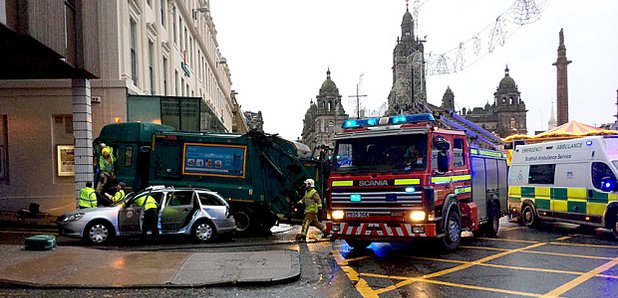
[295, 179, 330, 241]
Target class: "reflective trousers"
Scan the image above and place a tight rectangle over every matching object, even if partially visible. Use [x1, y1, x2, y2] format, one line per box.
[301, 212, 326, 236]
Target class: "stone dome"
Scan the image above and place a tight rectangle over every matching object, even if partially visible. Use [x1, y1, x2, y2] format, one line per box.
[319, 69, 338, 94]
[498, 66, 517, 90]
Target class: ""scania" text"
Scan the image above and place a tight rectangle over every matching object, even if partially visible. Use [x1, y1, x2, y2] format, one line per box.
[358, 180, 388, 186]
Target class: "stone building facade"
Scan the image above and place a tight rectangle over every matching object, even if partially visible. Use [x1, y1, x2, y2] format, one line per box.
[301, 70, 348, 150]
[458, 66, 527, 137]
[386, 5, 427, 115]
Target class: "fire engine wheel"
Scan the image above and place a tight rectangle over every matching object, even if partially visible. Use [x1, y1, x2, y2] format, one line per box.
[233, 209, 252, 233]
[440, 211, 461, 252]
[482, 201, 500, 237]
[521, 204, 539, 228]
[346, 240, 371, 250]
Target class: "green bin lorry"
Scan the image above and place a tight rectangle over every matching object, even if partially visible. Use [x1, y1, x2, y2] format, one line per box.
[94, 122, 324, 233]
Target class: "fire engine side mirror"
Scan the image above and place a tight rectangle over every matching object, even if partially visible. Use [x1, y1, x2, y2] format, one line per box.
[435, 141, 450, 151]
[437, 151, 449, 173]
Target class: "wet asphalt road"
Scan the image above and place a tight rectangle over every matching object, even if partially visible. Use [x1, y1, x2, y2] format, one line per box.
[0, 219, 616, 297]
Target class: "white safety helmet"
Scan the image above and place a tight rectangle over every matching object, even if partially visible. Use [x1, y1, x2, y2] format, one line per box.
[304, 178, 315, 188]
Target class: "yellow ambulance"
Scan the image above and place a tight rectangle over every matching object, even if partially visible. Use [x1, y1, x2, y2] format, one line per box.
[508, 136, 618, 239]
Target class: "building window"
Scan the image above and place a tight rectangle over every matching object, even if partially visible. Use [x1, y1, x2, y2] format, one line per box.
[64, 0, 77, 63]
[130, 18, 138, 85]
[172, 5, 177, 43]
[160, 0, 166, 27]
[0, 115, 8, 181]
[163, 56, 168, 95]
[149, 40, 155, 94]
[175, 70, 179, 95]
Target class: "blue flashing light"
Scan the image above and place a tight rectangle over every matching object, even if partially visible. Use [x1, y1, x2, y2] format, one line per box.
[388, 113, 435, 125]
[367, 118, 379, 126]
[350, 194, 361, 202]
[405, 187, 416, 193]
[343, 120, 359, 128]
[342, 118, 380, 129]
[586, 140, 593, 146]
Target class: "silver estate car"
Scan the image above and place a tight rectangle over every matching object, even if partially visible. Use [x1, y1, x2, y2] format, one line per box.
[58, 186, 236, 244]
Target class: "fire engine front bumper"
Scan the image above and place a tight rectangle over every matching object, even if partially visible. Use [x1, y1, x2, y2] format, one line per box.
[327, 221, 438, 241]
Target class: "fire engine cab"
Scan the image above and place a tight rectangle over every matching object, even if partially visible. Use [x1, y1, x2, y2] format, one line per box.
[326, 113, 508, 251]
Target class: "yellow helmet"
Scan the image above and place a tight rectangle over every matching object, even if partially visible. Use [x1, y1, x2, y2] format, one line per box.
[102, 147, 111, 155]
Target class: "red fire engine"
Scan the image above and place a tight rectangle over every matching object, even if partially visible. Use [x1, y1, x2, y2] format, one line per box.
[325, 114, 508, 251]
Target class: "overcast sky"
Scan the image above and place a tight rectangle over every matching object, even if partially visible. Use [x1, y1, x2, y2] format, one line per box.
[210, 0, 618, 141]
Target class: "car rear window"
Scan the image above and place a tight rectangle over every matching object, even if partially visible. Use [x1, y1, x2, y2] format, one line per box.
[198, 193, 225, 206]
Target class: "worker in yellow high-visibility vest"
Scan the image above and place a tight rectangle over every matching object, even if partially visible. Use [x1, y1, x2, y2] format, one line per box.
[78, 181, 97, 209]
[295, 179, 330, 241]
[135, 194, 159, 239]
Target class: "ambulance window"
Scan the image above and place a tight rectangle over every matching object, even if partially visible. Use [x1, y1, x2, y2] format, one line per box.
[528, 164, 555, 184]
[591, 162, 617, 190]
[453, 138, 465, 167]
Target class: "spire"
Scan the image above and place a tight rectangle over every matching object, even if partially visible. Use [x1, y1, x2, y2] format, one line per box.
[548, 101, 557, 129]
[326, 68, 331, 79]
[505, 64, 510, 76]
[406, 0, 409, 12]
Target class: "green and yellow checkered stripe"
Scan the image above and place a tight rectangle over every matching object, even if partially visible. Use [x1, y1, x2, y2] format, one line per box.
[509, 186, 618, 216]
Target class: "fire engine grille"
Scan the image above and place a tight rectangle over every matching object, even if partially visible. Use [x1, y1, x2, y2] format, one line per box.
[331, 189, 422, 205]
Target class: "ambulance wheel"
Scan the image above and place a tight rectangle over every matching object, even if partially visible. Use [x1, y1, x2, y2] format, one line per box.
[521, 204, 539, 228]
[84, 220, 114, 245]
[611, 215, 618, 240]
[482, 201, 500, 237]
[440, 211, 461, 252]
[346, 240, 371, 250]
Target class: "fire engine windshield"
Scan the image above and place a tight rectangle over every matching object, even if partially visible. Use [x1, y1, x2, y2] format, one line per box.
[333, 134, 428, 173]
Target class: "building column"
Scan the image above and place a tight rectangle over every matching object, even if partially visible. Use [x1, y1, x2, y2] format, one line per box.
[72, 78, 94, 207]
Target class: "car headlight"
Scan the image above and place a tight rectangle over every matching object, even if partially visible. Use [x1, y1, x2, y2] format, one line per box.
[409, 211, 426, 222]
[331, 210, 345, 220]
[64, 213, 84, 222]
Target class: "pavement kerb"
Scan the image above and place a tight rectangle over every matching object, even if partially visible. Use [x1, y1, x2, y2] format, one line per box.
[88, 238, 332, 252]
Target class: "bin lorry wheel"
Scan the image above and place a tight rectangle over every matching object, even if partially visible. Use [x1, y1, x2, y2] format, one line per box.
[521, 204, 539, 228]
[233, 209, 252, 233]
[346, 240, 371, 250]
[482, 201, 500, 237]
[440, 211, 461, 252]
[192, 220, 215, 243]
[84, 220, 114, 245]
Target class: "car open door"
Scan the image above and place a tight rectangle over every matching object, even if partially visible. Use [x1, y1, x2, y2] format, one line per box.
[160, 190, 195, 231]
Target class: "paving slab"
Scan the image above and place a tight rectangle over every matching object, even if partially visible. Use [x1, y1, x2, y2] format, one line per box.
[0, 244, 300, 288]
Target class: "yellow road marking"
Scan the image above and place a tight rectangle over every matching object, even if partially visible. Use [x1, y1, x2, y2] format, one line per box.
[407, 255, 587, 276]
[374, 242, 546, 295]
[360, 272, 408, 280]
[460, 245, 510, 251]
[541, 256, 618, 297]
[549, 241, 618, 249]
[476, 237, 539, 244]
[461, 245, 614, 260]
[555, 236, 571, 241]
[501, 226, 526, 232]
[422, 279, 541, 297]
[332, 249, 377, 298]
[344, 255, 372, 264]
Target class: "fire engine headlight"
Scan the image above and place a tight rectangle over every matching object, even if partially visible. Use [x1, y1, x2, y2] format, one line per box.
[409, 211, 426, 222]
[331, 210, 345, 220]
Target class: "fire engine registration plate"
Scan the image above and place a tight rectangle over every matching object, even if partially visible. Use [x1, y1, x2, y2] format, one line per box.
[346, 211, 369, 218]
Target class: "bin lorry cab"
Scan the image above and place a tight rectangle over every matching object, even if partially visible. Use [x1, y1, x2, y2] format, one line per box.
[94, 122, 323, 234]
[326, 114, 508, 251]
[509, 136, 618, 239]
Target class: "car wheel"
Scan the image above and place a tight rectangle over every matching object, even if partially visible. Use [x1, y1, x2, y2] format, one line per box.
[233, 209, 252, 233]
[440, 210, 461, 252]
[521, 204, 539, 228]
[346, 240, 371, 250]
[84, 221, 113, 245]
[192, 220, 215, 243]
[482, 201, 500, 237]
